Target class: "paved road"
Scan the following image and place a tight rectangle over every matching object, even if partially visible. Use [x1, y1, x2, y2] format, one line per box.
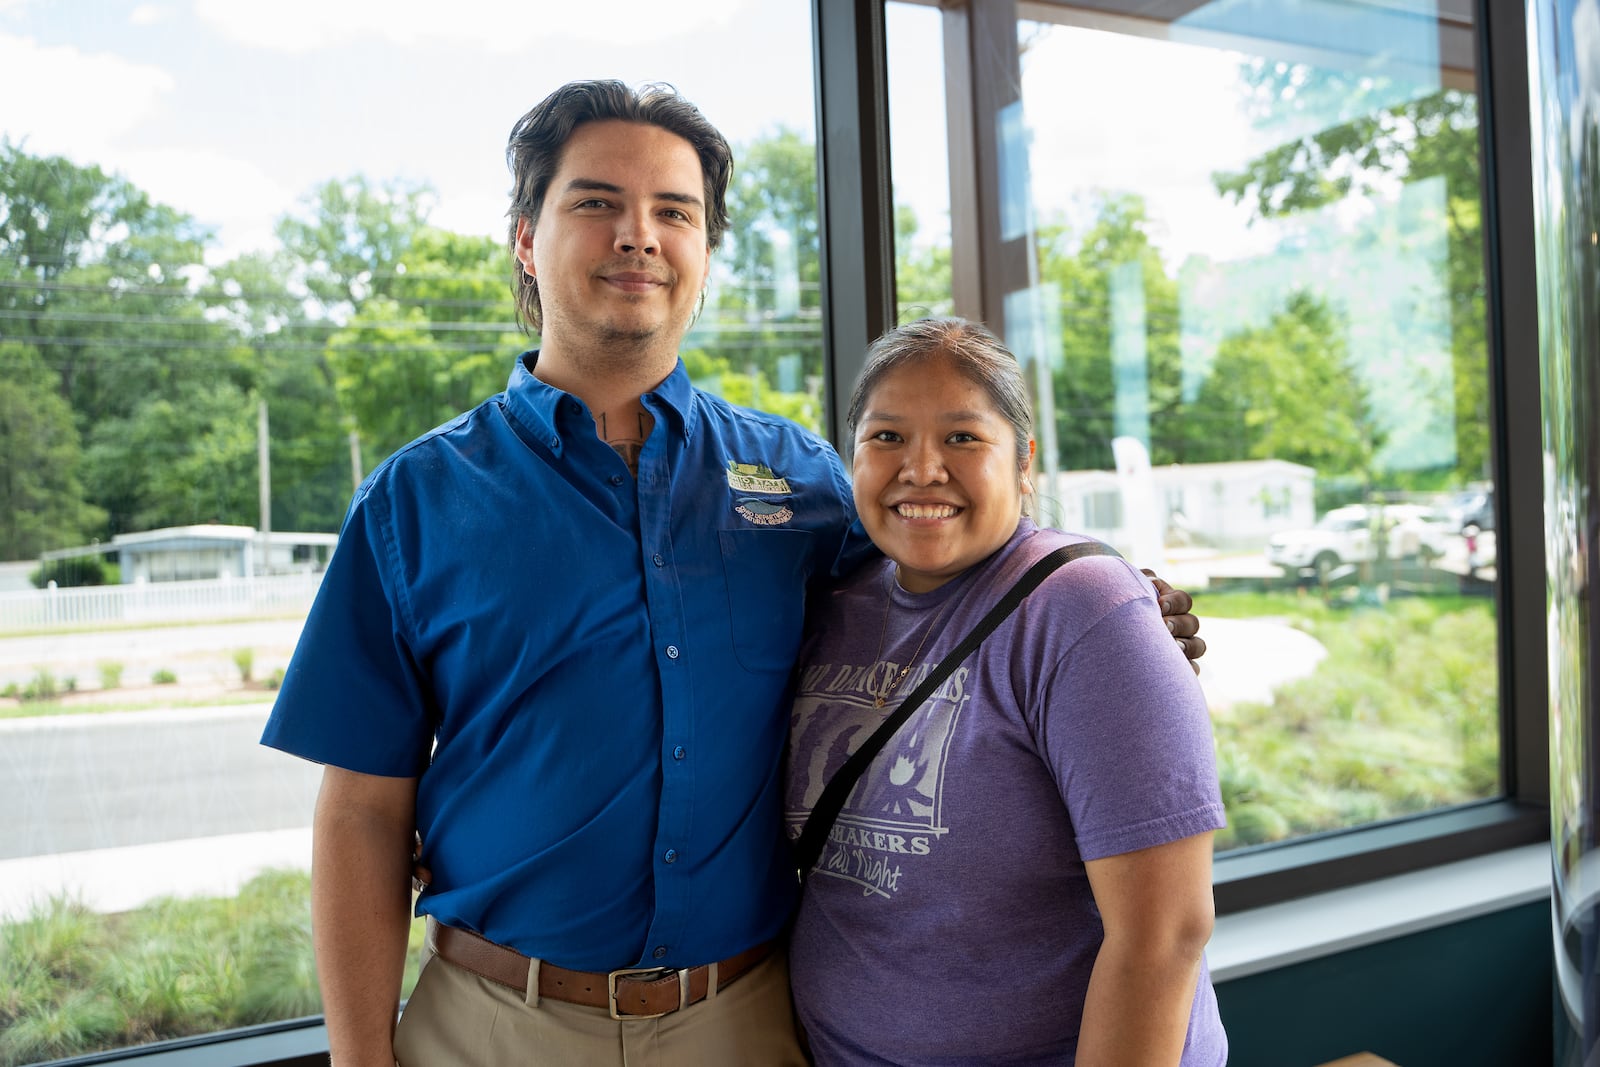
[0, 612, 1327, 920]
[0, 705, 321, 860]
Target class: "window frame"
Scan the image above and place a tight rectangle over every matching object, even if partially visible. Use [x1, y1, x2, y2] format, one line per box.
[855, 0, 1549, 913]
[35, 2, 1546, 1063]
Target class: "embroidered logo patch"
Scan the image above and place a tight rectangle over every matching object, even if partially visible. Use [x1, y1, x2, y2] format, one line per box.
[726, 460, 791, 495]
[735, 497, 795, 526]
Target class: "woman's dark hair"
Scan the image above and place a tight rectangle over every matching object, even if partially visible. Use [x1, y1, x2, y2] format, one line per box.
[505, 80, 733, 332]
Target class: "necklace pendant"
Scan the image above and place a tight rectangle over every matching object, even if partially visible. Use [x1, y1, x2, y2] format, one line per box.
[873, 697, 886, 708]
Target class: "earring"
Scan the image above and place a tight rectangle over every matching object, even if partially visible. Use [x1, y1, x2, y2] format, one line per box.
[521, 267, 537, 288]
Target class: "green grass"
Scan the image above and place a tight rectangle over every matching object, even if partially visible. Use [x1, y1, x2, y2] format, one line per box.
[0, 693, 275, 721]
[0, 871, 427, 1066]
[1205, 590, 1500, 848]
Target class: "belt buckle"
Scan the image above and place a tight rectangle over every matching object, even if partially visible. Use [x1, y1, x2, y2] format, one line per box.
[607, 966, 690, 1020]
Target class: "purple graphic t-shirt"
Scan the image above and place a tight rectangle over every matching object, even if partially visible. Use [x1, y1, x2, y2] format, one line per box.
[785, 522, 1228, 1066]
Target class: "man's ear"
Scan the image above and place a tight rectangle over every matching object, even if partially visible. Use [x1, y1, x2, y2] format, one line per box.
[513, 217, 536, 277]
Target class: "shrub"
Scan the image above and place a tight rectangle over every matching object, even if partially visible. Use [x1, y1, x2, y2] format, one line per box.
[150, 669, 178, 686]
[28, 557, 110, 589]
[20, 670, 58, 702]
[232, 649, 254, 684]
[265, 668, 285, 691]
[97, 662, 124, 691]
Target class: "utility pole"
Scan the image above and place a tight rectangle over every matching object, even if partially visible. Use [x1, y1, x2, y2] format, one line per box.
[256, 399, 271, 577]
[348, 430, 363, 491]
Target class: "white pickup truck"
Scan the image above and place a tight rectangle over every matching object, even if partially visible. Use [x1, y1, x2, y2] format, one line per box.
[1266, 504, 1449, 577]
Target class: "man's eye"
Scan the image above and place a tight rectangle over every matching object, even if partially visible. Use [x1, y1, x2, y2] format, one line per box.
[662, 208, 689, 221]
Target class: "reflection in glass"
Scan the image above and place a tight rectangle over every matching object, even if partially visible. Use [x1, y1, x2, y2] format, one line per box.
[1529, 1, 1600, 1060]
[1004, 4, 1500, 850]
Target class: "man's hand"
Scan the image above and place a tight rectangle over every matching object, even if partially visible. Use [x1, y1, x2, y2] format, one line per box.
[1144, 568, 1205, 674]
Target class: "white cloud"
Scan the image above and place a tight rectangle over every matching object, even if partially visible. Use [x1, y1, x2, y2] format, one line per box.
[191, 0, 747, 54]
[130, 4, 175, 26]
[113, 147, 294, 260]
[0, 31, 174, 161]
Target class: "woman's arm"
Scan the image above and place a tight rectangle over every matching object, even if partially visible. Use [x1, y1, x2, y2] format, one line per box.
[1076, 832, 1217, 1067]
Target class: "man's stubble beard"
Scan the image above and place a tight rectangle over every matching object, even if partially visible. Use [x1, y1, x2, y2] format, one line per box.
[550, 304, 693, 379]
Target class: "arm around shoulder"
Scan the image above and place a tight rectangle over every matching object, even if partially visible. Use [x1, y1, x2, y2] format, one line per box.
[312, 765, 419, 1067]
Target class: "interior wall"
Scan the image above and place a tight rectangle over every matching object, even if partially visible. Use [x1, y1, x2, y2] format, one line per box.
[1214, 900, 1551, 1067]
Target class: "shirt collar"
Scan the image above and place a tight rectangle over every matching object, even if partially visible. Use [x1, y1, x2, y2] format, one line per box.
[502, 350, 697, 454]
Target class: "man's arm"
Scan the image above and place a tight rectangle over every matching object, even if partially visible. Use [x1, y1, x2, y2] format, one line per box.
[1144, 568, 1206, 672]
[1075, 833, 1216, 1066]
[312, 766, 419, 1067]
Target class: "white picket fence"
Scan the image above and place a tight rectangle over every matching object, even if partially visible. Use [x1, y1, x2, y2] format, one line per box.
[0, 572, 325, 633]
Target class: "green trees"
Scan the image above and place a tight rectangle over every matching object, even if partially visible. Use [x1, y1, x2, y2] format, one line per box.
[0, 344, 104, 558]
[0, 147, 516, 559]
[1211, 66, 1489, 486]
[1183, 291, 1379, 476]
[0, 130, 839, 561]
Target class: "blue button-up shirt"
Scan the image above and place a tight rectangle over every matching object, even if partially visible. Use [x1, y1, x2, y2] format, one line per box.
[262, 352, 859, 970]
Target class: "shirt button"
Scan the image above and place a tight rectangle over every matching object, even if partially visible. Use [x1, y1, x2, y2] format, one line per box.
[664, 849, 678, 864]
[610, 474, 624, 486]
[666, 645, 679, 659]
[653, 946, 668, 960]
[673, 745, 686, 760]
[652, 553, 664, 567]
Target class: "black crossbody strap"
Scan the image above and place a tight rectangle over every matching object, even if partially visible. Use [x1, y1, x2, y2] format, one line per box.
[793, 539, 1120, 882]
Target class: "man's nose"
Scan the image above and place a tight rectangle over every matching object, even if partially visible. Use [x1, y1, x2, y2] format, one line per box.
[615, 207, 658, 255]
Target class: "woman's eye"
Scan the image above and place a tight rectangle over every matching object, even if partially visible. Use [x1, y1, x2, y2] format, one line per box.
[871, 430, 901, 443]
[948, 431, 977, 444]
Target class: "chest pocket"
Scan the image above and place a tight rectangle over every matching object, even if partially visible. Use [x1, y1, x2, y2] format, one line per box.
[718, 528, 815, 674]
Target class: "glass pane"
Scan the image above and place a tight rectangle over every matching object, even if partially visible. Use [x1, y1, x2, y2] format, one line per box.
[888, 1, 955, 318]
[1528, 0, 1600, 1055]
[1006, 3, 1499, 849]
[0, 4, 818, 1060]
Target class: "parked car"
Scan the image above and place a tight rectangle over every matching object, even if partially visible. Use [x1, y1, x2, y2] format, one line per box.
[1447, 487, 1496, 533]
[1266, 504, 1450, 577]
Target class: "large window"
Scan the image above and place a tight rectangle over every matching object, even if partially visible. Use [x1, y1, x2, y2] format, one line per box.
[887, 0, 1534, 882]
[0, 4, 821, 1062]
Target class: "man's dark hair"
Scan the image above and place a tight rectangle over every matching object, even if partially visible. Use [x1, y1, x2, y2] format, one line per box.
[505, 79, 733, 332]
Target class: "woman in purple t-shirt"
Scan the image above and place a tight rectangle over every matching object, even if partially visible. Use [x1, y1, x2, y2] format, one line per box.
[784, 317, 1228, 1065]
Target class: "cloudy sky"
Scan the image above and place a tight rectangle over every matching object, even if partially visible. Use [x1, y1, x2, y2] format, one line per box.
[0, 0, 827, 259]
[0, 1, 1432, 270]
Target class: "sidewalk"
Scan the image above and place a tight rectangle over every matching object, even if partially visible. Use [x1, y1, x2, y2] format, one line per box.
[0, 828, 312, 923]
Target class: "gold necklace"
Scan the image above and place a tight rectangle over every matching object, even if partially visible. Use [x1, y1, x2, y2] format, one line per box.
[870, 570, 955, 709]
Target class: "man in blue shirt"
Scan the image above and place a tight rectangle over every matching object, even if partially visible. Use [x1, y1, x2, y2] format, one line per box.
[262, 80, 1205, 1066]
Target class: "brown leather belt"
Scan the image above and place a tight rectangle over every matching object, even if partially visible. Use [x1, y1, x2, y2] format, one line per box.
[426, 918, 773, 1020]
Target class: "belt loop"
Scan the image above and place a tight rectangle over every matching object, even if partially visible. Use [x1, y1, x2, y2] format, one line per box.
[524, 957, 540, 1008]
[704, 961, 719, 1002]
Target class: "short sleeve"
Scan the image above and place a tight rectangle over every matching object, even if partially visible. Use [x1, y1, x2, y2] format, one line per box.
[1034, 567, 1224, 861]
[259, 488, 435, 777]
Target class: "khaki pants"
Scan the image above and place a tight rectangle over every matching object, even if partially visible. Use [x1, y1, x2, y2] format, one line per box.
[394, 946, 808, 1066]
